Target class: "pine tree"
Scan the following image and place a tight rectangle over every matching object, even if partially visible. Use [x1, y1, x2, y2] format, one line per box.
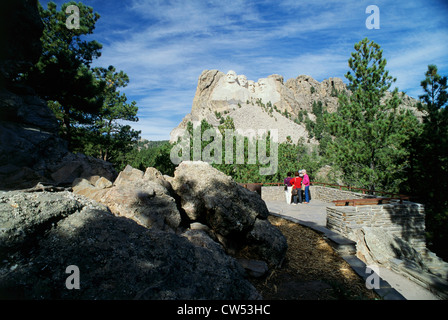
[326, 38, 419, 193]
[410, 65, 448, 259]
[25, 1, 104, 148]
[86, 65, 140, 163]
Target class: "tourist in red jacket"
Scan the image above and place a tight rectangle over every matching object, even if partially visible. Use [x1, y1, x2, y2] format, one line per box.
[290, 171, 302, 205]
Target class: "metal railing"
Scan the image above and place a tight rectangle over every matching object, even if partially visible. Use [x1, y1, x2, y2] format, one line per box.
[238, 181, 409, 201]
[309, 181, 409, 200]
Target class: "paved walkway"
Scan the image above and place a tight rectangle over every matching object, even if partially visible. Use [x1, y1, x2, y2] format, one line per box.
[265, 199, 441, 300]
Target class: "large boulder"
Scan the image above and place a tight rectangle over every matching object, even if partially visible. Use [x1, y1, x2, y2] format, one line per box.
[0, 85, 71, 190]
[73, 165, 182, 231]
[0, 190, 87, 255]
[171, 161, 287, 267]
[47, 153, 117, 187]
[0, 190, 260, 299]
[171, 161, 269, 229]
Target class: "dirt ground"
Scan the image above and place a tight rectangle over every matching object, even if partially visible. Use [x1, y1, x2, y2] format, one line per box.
[248, 216, 380, 300]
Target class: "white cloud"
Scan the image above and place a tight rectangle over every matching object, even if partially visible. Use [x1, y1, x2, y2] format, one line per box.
[86, 0, 448, 140]
[386, 29, 448, 98]
[123, 116, 179, 141]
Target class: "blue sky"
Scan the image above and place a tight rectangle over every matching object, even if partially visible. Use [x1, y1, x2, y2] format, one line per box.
[41, 0, 448, 141]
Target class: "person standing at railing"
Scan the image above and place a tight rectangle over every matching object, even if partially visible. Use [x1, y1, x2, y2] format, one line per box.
[290, 171, 303, 205]
[284, 172, 293, 204]
[302, 169, 310, 204]
[299, 169, 305, 202]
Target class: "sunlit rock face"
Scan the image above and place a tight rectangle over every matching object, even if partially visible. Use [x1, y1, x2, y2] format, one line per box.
[170, 69, 321, 145]
[210, 70, 281, 106]
[170, 69, 421, 145]
[210, 70, 251, 103]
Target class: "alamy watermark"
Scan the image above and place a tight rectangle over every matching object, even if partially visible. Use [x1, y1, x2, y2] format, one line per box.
[366, 5, 380, 30]
[365, 265, 380, 290]
[65, 5, 80, 30]
[65, 4, 380, 31]
[170, 123, 278, 176]
[65, 265, 80, 290]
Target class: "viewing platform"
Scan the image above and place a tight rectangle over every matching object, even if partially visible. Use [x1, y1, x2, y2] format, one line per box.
[242, 183, 446, 300]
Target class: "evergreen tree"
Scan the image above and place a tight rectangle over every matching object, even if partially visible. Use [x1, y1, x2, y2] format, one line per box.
[25, 1, 105, 148]
[165, 118, 323, 184]
[123, 140, 173, 174]
[24, 1, 141, 169]
[410, 65, 448, 258]
[308, 100, 328, 143]
[73, 65, 140, 163]
[326, 38, 419, 193]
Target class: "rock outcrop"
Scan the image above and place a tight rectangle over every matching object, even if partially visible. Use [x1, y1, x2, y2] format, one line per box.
[170, 69, 420, 144]
[171, 161, 287, 267]
[72, 161, 287, 268]
[1, 161, 288, 299]
[170, 70, 315, 144]
[0, 190, 260, 299]
[73, 165, 182, 231]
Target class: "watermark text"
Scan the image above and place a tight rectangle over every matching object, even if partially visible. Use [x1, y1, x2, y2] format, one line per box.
[170, 123, 278, 176]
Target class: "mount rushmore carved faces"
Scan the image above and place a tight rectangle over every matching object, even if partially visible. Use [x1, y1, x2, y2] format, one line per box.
[226, 70, 238, 83]
[237, 75, 248, 88]
[248, 80, 256, 93]
[224, 71, 269, 93]
[257, 78, 268, 93]
[210, 70, 280, 104]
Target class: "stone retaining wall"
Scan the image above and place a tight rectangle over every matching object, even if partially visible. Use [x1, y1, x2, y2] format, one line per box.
[310, 185, 375, 203]
[261, 186, 284, 202]
[326, 202, 426, 254]
[325, 201, 448, 297]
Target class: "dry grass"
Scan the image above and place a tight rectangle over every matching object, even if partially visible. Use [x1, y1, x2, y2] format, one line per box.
[249, 216, 380, 300]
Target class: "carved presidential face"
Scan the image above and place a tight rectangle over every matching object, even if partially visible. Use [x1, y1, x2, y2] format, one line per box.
[226, 70, 237, 83]
[237, 75, 248, 88]
[258, 78, 268, 92]
[248, 80, 256, 93]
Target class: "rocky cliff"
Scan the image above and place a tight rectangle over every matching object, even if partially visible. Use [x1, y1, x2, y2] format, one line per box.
[170, 69, 420, 144]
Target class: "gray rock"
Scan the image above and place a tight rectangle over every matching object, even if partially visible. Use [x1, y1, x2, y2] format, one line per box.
[172, 161, 287, 267]
[73, 166, 183, 231]
[246, 218, 288, 267]
[0, 191, 84, 253]
[0, 191, 260, 300]
[172, 161, 269, 232]
[237, 259, 269, 278]
[47, 152, 117, 186]
[94, 177, 113, 189]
